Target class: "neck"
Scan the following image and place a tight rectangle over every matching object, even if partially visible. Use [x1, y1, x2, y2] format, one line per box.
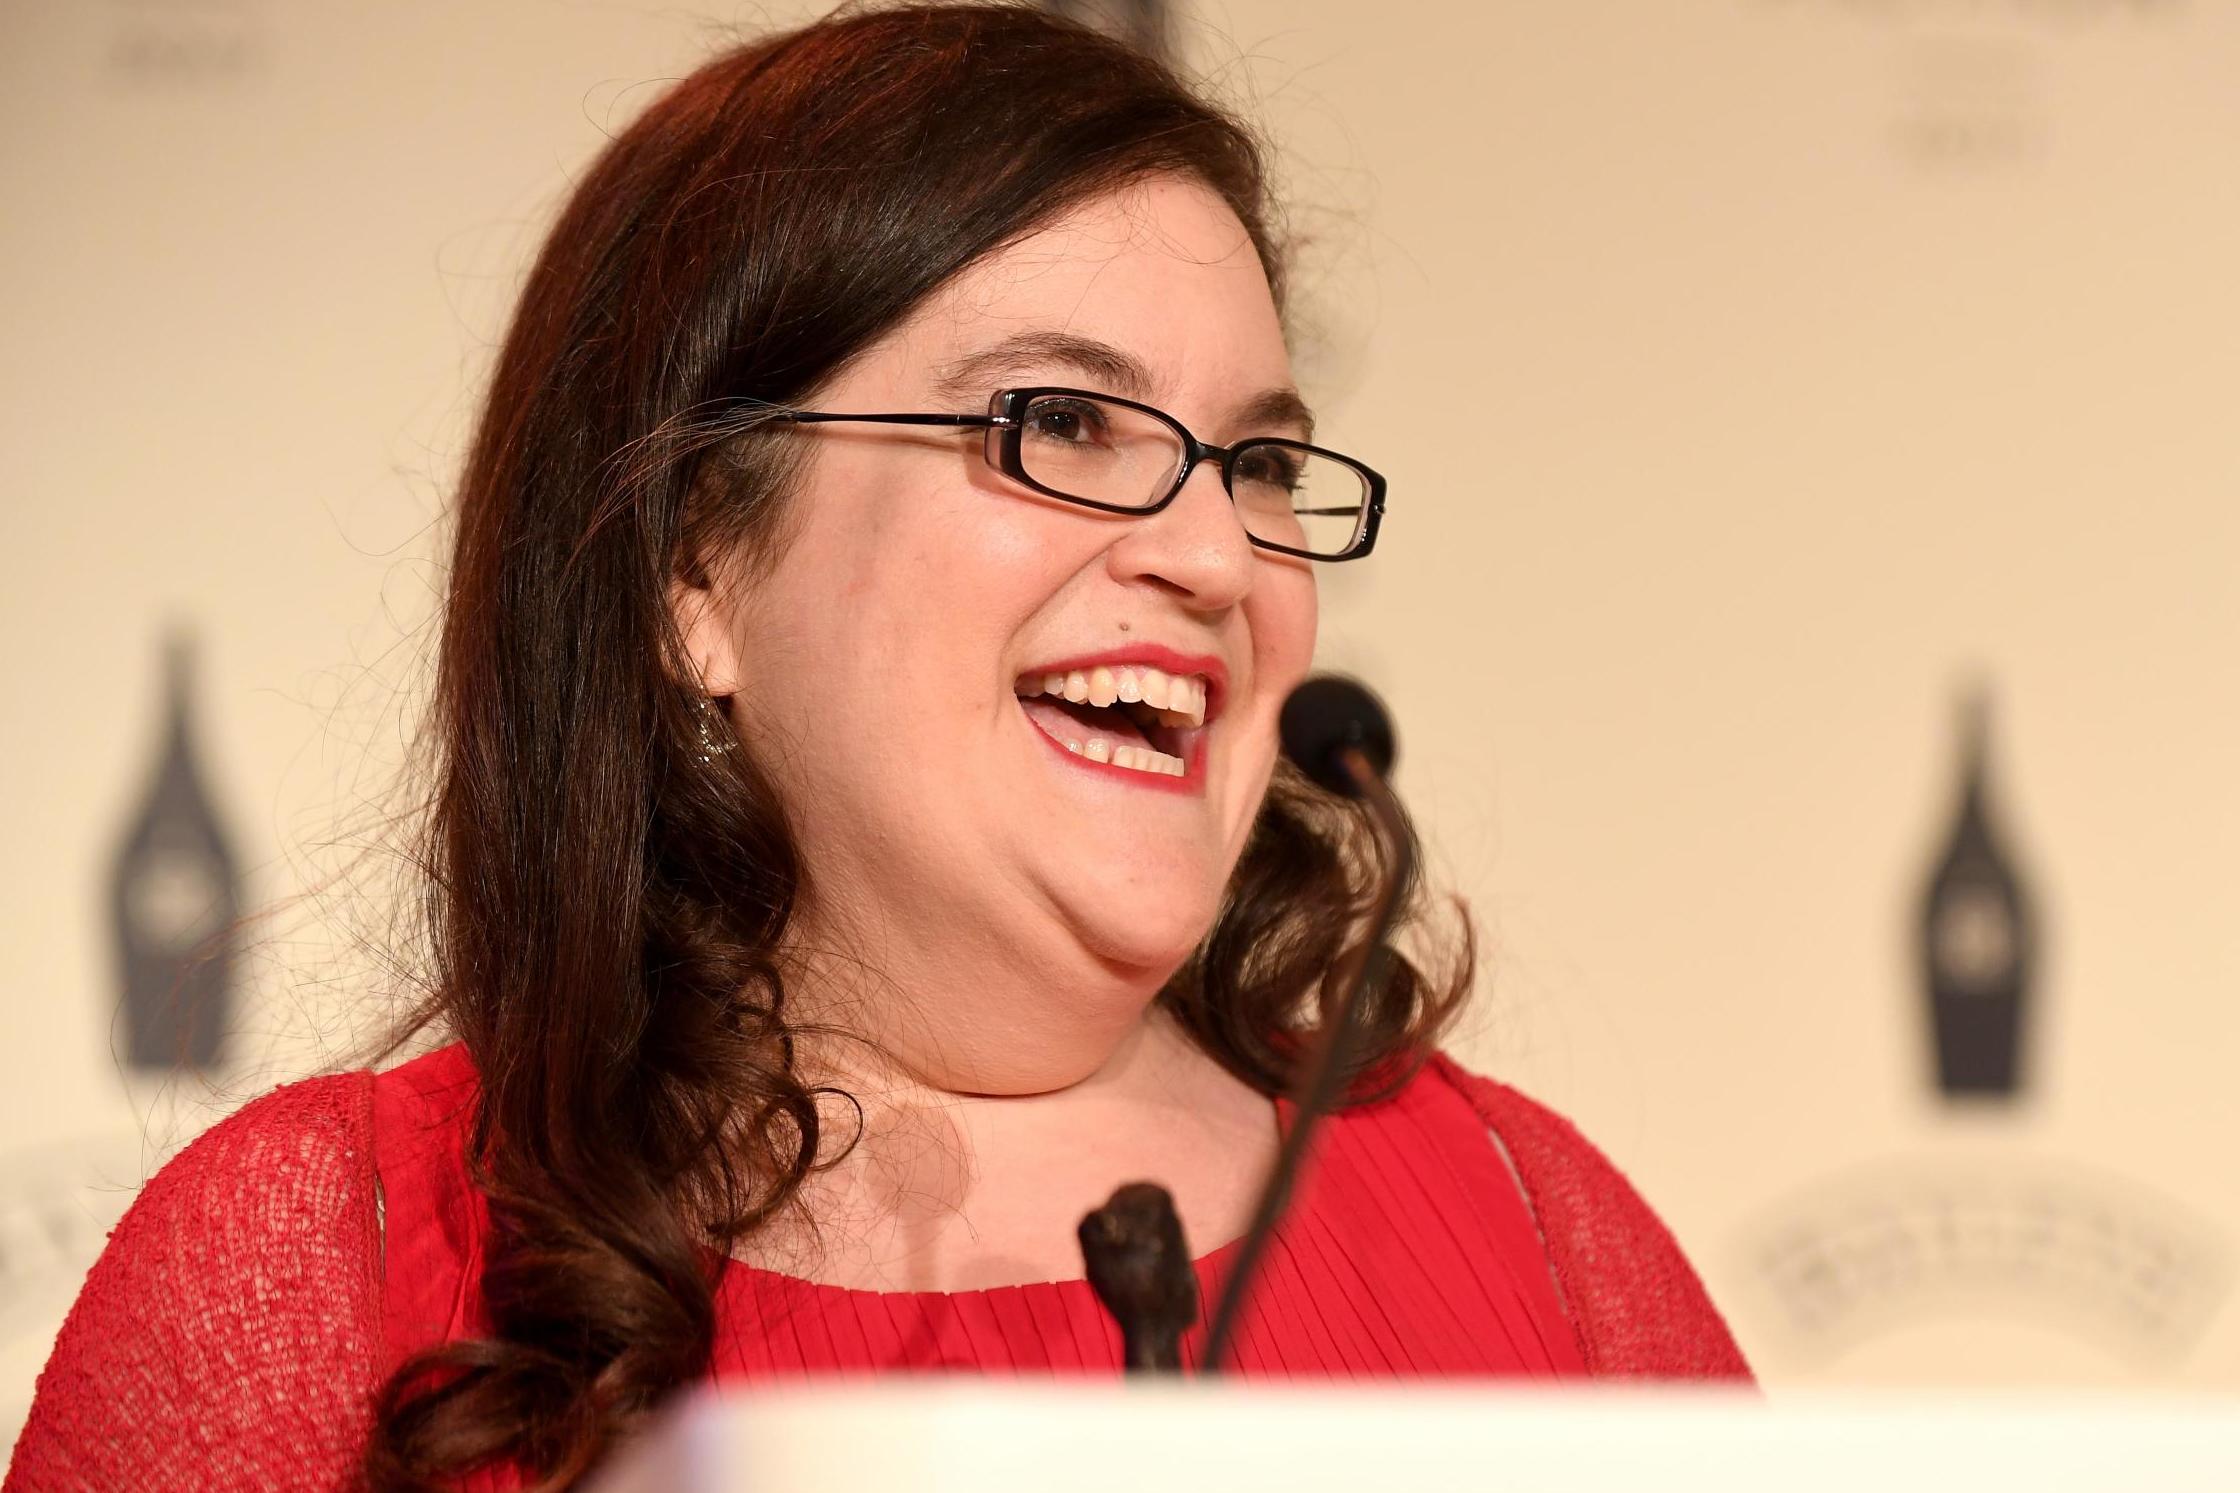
[743, 1003, 1276, 1294]
[778, 884, 1180, 1096]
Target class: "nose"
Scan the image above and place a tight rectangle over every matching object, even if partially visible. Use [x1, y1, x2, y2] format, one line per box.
[1103, 458, 1255, 610]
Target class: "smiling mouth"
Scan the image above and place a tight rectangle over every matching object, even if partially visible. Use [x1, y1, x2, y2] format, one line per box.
[1013, 663, 1210, 779]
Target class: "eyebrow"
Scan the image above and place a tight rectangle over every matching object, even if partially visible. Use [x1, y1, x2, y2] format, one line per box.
[931, 330, 1317, 442]
[934, 331, 1149, 402]
[1230, 386, 1318, 444]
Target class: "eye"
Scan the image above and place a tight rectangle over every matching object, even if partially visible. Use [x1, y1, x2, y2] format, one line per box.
[1022, 396, 1112, 446]
[1234, 444, 1306, 493]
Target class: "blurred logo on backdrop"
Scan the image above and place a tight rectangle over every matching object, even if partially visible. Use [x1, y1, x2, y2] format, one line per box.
[1762, 0, 2187, 171]
[103, 0, 270, 87]
[1736, 684, 2232, 1372]
[1748, 1157, 2229, 1371]
[107, 628, 240, 1073]
[1921, 688, 2032, 1098]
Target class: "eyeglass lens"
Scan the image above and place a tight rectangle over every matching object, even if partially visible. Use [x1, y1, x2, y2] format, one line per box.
[1015, 393, 1369, 558]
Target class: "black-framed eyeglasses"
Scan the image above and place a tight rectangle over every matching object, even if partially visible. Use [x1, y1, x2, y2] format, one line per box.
[768, 386, 1385, 562]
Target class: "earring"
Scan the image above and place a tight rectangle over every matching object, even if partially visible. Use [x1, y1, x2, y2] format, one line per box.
[693, 695, 736, 765]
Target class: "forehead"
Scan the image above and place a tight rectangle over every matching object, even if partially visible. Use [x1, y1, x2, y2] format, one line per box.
[888, 175, 1293, 407]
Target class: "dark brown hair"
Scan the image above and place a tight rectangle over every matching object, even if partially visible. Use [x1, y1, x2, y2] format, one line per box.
[366, 4, 1469, 1487]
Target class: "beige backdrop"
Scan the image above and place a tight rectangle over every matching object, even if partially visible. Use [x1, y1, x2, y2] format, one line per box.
[4, 0, 2235, 1454]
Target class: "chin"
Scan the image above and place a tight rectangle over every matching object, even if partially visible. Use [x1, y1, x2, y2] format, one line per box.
[1069, 883, 1224, 976]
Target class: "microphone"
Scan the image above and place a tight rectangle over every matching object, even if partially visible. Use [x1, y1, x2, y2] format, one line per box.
[1199, 674, 1413, 1373]
[1078, 1182, 1200, 1373]
[1277, 674, 1398, 798]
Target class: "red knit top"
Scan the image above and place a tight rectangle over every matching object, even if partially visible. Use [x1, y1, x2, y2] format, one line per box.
[9, 1047, 1750, 1489]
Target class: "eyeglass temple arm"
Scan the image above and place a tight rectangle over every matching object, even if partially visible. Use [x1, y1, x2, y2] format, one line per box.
[776, 411, 1010, 429]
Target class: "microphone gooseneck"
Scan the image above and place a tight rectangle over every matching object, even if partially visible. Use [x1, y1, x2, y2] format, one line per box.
[1200, 674, 1412, 1374]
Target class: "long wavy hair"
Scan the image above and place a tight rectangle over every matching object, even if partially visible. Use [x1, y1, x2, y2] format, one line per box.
[365, 4, 1471, 1487]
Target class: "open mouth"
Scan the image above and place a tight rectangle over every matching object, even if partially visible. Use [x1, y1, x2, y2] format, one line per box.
[1013, 663, 1211, 780]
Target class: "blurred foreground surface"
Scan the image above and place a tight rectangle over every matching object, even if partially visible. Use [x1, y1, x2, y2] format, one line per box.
[593, 1383, 2240, 1492]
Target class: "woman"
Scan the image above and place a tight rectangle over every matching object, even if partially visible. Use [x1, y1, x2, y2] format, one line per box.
[10, 5, 1748, 1489]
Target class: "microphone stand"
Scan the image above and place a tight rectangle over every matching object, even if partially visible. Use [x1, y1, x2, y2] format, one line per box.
[1198, 745, 1414, 1374]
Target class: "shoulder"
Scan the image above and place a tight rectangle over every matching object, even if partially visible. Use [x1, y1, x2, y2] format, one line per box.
[188, 1065, 382, 1201]
[132, 1068, 383, 1260]
[1414, 1053, 1756, 1382]
[81, 1065, 381, 1280]
[8, 1069, 383, 1492]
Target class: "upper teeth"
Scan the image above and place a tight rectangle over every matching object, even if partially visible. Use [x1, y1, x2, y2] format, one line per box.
[1017, 664, 1209, 729]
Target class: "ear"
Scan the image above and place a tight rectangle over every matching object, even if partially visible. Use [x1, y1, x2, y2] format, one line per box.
[666, 562, 746, 698]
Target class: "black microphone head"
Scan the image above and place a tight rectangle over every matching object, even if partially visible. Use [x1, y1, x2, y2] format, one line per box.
[1279, 675, 1396, 798]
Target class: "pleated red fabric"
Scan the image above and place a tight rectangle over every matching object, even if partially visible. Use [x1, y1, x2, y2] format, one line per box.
[374, 1043, 1587, 1383]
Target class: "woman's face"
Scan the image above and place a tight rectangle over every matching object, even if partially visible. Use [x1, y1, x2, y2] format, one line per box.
[677, 175, 1318, 1092]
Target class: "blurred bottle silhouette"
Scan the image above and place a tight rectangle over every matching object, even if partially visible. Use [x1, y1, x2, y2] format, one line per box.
[108, 628, 239, 1071]
[1918, 687, 2036, 1099]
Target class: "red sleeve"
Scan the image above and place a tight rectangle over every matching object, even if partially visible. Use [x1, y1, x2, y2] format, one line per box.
[5, 1070, 382, 1492]
[1429, 1053, 1754, 1382]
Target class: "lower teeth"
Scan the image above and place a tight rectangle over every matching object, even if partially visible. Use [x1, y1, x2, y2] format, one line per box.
[1063, 737, 1184, 777]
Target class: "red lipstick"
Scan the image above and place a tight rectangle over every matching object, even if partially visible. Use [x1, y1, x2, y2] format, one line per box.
[1012, 644, 1226, 795]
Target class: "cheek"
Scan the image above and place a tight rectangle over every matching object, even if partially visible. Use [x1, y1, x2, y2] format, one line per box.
[752, 480, 1068, 767]
[784, 457, 1012, 647]
[1251, 566, 1320, 690]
